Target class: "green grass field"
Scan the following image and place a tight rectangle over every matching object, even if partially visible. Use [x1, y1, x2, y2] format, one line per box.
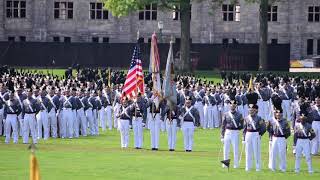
[1, 69, 319, 179]
[0, 129, 319, 180]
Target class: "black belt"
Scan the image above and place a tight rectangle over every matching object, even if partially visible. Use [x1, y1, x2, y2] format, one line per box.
[184, 119, 193, 122]
[247, 130, 258, 132]
[263, 99, 270, 102]
[7, 113, 17, 114]
[26, 112, 36, 114]
[314, 120, 320, 122]
[273, 135, 285, 138]
[227, 128, 240, 130]
[297, 137, 309, 139]
[120, 118, 130, 120]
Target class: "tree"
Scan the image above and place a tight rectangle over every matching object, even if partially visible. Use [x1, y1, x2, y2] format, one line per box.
[103, 0, 199, 72]
[104, 0, 278, 71]
[245, 0, 278, 71]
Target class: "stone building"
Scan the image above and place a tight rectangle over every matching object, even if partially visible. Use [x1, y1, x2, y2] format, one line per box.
[0, 0, 319, 60]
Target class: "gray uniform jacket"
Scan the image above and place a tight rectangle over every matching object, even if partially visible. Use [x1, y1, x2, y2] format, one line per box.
[221, 111, 244, 138]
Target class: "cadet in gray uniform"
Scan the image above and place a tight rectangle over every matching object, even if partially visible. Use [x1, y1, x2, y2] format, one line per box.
[221, 100, 244, 168]
[116, 97, 134, 148]
[4, 91, 22, 143]
[82, 90, 94, 136]
[294, 113, 316, 174]
[267, 108, 291, 172]
[243, 104, 266, 172]
[59, 89, 77, 138]
[132, 93, 146, 149]
[258, 84, 273, 121]
[37, 88, 51, 140]
[0, 85, 9, 136]
[179, 96, 200, 152]
[161, 103, 180, 151]
[96, 90, 107, 132]
[310, 96, 320, 155]
[22, 88, 40, 144]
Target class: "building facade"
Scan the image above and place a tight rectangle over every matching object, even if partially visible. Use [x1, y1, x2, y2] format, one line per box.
[0, 0, 319, 60]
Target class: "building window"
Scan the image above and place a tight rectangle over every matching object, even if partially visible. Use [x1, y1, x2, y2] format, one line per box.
[308, 6, 320, 22]
[64, 37, 71, 43]
[318, 39, 320, 55]
[53, 36, 60, 42]
[19, 36, 26, 42]
[271, 39, 278, 44]
[8, 36, 15, 42]
[54, 2, 73, 19]
[90, 2, 108, 20]
[92, 37, 99, 43]
[102, 37, 109, 43]
[6, 0, 26, 18]
[172, 5, 192, 21]
[307, 39, 314, 55]
[222, 4, 240, 22]
[139, 3, 157, 20]
[268, 6, 278, 22]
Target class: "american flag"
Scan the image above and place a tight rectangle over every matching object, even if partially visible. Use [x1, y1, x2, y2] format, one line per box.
[122, 44, 144, 99]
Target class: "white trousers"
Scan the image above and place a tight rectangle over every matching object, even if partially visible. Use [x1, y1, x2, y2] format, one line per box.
[282, 100, 292, 121]
[98, 107, 106, 131]
[119, 119, 130, 148]
[295, 139, 313, 173]
[48, 109, 57, 138]
[72, 110, 79, 138]
[105, 106, 113, 130]
[23, 114, 37, 144]
[113, 104, 120, 129]
[85, 108, 94, 135]
[311, 121, 320, 154]
[0, 108, 4, 135]
[5, 114, 18, 143]
[93, 109, 99, 135]
[223, 130, 240, 168]
[36, 110, 49, 140]
[77, 108, 87, 136]
[194, 102, 204, 128]
[57, 111, 63, 138]
[166, 119, 177, 150]
[245, 132, 261, 171]
[260, 100, 272, 121]
[62, 109, 73, 138]
[182, 121, 195, 151]
[150, 114, 161, 149]
[18, 114, 23, 136]
[132, 117, 143, 148]
[270, 137, 287, 171]
[147, 110, 152, 130]
[204, 105, 216, 129]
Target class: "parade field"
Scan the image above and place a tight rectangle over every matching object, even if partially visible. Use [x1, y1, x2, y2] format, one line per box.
[1, 69, 320, 180]
[1, 129, 320, 180]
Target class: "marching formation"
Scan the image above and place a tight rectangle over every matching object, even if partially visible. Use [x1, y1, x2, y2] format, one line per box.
[1, 66, 320, 173]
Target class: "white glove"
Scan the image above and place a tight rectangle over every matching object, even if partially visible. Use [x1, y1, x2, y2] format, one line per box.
[220, 138, 224, 144]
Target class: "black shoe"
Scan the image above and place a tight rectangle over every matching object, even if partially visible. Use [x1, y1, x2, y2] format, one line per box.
[135, 147, 139, 149]
[151, 148, 156, 151]
[154, 148, 158, 151]
[169, 149, 175, 151]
